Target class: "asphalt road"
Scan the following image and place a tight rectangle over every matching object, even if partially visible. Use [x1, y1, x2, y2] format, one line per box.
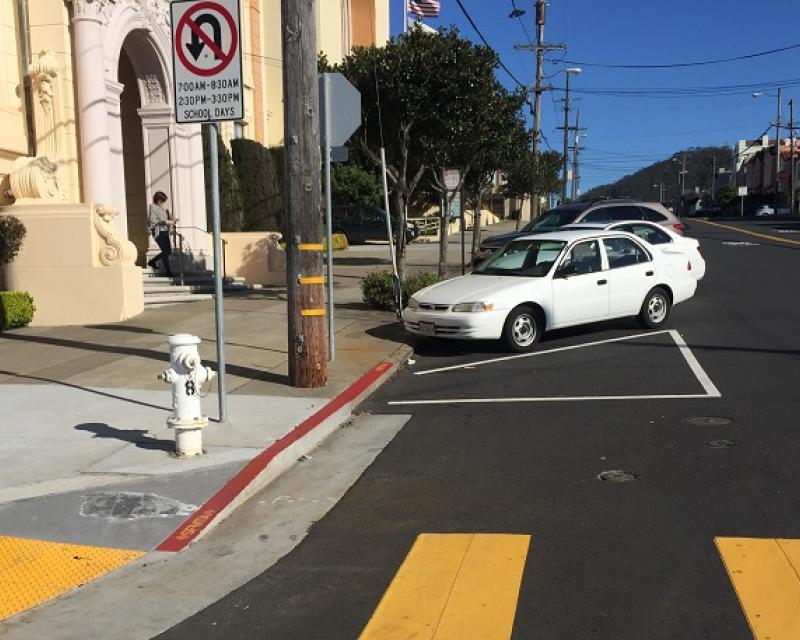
[157, 219, 800, 639]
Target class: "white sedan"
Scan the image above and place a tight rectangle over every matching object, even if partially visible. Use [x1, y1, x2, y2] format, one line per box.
[562, 221, 705, 280]
[403, 229, 698, 352]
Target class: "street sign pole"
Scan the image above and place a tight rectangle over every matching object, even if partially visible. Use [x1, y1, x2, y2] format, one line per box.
[322, 75, 335, 361]
[172, 0, 244, 417]
[207, 123, 227, 421]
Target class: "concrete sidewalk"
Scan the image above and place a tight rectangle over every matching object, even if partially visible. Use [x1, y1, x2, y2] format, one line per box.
[0, 263, 411, 622]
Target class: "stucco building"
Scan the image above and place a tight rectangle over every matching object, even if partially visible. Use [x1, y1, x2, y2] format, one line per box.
[0, 0, 388, 325]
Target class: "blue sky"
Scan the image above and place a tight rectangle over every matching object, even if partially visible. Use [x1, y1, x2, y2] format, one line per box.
[391, 0, 800, 192]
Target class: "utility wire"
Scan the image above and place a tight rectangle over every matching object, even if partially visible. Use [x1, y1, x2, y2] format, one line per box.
[552, 42, 800, 69]
[454, 0, 527, 89]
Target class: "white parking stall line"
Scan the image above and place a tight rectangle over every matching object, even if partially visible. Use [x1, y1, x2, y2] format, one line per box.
[669, 329, 721, 398]
[392, 329, 721, 406]
[413, 330, 672, 376]
[388, 394, 715, 407]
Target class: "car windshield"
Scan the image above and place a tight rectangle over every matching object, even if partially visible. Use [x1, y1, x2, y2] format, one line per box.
[527, 207, 585, 231]
[475, 239, 566, 277]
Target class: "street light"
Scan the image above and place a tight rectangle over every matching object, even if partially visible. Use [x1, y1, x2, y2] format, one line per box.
[561, 67, 582, 201]
[753, 89, 783, 208]
[671, 155, 687, 215]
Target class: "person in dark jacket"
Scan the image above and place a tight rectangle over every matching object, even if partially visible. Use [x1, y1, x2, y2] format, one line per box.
[146, 191, 174, 277]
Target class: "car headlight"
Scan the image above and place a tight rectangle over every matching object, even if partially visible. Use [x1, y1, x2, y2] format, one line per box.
[452, 302, 494, 312]
[407, 297, 420, 309]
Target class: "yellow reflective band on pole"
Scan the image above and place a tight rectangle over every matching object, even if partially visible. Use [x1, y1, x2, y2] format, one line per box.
[298, 243, 324, 251]
[299, 276, 325, 285]
[300, 308, 326, 316]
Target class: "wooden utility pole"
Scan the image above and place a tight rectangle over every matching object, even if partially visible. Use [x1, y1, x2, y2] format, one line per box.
[281, 0, 326, 387]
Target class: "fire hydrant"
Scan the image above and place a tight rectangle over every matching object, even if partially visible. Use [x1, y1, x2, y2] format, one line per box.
[158, 334, 215, 457]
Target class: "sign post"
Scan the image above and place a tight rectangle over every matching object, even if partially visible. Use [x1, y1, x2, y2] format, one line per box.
[171, 0, 244, 422]
[738, 186, 748, 217]
[318, 72, 361, 361]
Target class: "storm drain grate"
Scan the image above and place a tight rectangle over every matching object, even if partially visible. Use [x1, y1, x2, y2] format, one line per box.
[597, 470, 637, 483]
[684, 416, 733, 426]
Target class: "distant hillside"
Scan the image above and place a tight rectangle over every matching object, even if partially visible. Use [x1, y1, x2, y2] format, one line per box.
[581, 146, 733, 205]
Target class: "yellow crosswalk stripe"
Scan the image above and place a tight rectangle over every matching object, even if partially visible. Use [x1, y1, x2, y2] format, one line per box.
[0, 535, 144, 621]
[359, 533, 530, 640]
[716, 537, 800, 639]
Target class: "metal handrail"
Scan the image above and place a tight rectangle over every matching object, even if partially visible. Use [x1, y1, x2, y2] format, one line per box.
[174, 225, 228, 281]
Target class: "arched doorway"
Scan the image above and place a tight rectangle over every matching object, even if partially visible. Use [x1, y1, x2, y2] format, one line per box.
[118, 47, 148, 264]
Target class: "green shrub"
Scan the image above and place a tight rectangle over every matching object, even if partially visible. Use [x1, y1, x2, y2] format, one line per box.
[0, 291, 35, 330]
[231, 139, 285, 232]
[361, 271, 440, 310]
[203, 129, 243, 232]
[0, 216, 26, 265]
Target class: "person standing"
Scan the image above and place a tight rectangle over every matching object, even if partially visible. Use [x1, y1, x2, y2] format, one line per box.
[147, 191, 175, 277]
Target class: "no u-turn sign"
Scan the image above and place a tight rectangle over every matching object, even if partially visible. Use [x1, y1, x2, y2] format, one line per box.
[171, 0, 244, 123]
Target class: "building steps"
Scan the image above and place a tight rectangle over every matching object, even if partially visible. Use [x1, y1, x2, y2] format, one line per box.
[142, 269, 250, 307]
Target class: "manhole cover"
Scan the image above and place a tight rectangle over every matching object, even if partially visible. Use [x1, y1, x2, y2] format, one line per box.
[597, 470, 637, 482]
[684, 416, 733, 426]
[707, 439, 738, 448]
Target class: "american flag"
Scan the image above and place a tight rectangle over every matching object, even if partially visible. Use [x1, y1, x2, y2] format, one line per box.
[408, 0, 440, 18]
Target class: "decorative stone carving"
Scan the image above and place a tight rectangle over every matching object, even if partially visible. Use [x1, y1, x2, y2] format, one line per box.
[94, 204, 137, 266]
[8, 157, 61, 201]
[143, 73, 165, 104]
[29, 50, 59, 113]
[131, 0, 170, 31]
[70, 0, 118, 22]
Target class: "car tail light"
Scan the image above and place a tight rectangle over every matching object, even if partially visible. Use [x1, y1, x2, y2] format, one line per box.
[673, 223, 685, 233]
[687, 260, 692, 271]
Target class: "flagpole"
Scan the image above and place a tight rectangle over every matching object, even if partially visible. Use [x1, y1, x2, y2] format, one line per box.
[404, 0, 408, 33]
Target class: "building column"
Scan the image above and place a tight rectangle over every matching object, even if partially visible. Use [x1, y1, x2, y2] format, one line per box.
[106, 79, 128, 236]
[72, 8, 112, 206]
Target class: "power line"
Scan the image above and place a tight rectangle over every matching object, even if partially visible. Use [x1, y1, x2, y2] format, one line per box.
[552, 42, 800, 69]
[453, 0, 527, 89]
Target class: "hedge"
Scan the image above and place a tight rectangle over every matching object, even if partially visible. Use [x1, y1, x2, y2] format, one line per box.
[0, 291, 35, 330]
[0, 216, 26, 265]
[361, 271, 440, 311]
[231, 139, 285, 233]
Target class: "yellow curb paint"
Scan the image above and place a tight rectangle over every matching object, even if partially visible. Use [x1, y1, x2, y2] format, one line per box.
[300, 308, 326, 316]
[0, 535, 144, 621]
[299, 276, 325, 285]
[694, 218, 800, 246]
[359, 533, 530, 640]
[716, 537, 800, 639]
[298, 243, 324, 251]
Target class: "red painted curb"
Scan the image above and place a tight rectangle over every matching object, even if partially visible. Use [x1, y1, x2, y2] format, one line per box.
[156, 361, 394, 552]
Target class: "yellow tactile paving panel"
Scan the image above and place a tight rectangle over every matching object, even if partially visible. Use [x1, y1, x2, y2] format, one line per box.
[0, 535, 144, 621]
[717, 537, 800, 640]
[359, 533, 530, 640]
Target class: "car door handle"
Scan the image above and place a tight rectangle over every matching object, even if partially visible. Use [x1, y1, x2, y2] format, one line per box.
[645, 270, 654, 276]
[597, 279, 607, 286]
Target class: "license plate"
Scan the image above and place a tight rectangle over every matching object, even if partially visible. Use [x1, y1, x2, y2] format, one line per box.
[418, 321, 435, 336]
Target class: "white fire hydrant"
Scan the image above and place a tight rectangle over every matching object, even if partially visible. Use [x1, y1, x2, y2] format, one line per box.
[158, 334, 215, 457]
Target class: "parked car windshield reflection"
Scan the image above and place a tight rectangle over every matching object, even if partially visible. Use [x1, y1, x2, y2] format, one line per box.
[474, 239, 566, 277]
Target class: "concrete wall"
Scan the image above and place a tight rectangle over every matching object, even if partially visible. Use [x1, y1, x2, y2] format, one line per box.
[0, 204, 144, 326]
[221, 231, 286, 286]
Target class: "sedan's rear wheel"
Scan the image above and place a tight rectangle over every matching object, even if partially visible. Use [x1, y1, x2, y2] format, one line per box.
[638, 287, 671, 329]
[502, 306, 541, 352]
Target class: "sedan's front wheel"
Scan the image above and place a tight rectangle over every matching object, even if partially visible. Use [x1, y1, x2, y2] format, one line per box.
[502, 305, 541, 352]
[638, 287, 671, 329]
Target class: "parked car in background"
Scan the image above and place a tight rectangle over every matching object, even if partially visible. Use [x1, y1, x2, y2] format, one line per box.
[473, 199, 685, 264]
[754, 204, 775, 217]
[404, 228, 697, 352]
[562, 220, 705, 280]
[329, 205, 418, 244]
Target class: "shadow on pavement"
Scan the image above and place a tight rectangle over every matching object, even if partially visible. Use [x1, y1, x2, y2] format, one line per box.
[74, 422, 174, 451]
[0, 369, 172, 411]
[0, 334, 289, 385]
